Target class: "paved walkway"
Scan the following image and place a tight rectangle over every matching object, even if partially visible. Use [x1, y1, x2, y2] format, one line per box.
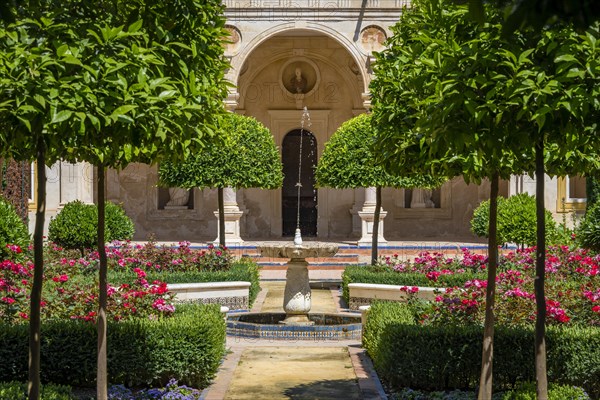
[200, 282, 387, 400]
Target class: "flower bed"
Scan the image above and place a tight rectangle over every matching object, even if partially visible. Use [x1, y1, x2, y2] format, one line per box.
[344, 247, 600, 327]
[1, 241, 260, 323]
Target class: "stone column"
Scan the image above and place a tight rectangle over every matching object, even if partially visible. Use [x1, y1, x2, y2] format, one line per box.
[214, 187, 244, 245]
[357, 187, 387, 245]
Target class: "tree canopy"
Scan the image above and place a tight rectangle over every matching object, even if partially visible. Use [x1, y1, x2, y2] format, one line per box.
[159, 113, 283, 190]
[316, 113, 441, 189]
[0, 1, 229, 398]
[159, 113, 283, 246]
[316, 113, 443, 264]
[371, 0, 600, 396]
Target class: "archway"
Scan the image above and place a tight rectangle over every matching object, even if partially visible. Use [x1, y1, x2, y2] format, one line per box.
[282, 129, 317, 237]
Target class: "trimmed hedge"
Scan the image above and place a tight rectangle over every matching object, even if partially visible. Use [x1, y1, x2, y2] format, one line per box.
[0, 304, 225, 388]
[364, 302, 600, 398]
[342, 265, 485, 304]
[107, 259, 261, 307]
[0, 382, 75, 400]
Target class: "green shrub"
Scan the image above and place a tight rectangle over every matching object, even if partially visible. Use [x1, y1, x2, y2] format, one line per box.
[363, 302, 600, 398]
[0, 382, 75, 400]
[341, 265, 484, 304]
[0, 304, 226, 388]
[104, 202, 135, 243]
[501, 382, 590, 400]
[0, 196, 30, 260]
[577, 201, 600, 252]
[48, 201, 134, 254]
[48, 201, 97, 254]
[471, 193, 558, 247]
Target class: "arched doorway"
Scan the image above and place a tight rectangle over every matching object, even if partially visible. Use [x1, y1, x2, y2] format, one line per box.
[282, 129, 318, 237]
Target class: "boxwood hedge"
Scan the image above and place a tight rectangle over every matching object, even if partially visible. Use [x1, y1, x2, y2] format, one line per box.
[0, 304, 226, 388]
[363, 301, 600, 398]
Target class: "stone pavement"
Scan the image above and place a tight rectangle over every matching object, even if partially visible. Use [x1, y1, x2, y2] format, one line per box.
[200, 282, 387, 400]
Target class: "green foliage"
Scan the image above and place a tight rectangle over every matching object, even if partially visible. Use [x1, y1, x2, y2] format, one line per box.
[0, 195, 29, 260]
[501, 382, 590, 400]
[471, 194, 558, 247]
[316, 114, 443, 189]
[105, 202, 135, 243]
[0, 304, 226, 388]
[341, 265, 484, 304]
[0, 382, 75, 400]
[586, 177, 600, 210]
[362, 301, 415, 366]
[0, 0, 229, 167]
[371, 0, 600, 183]
[48, 201, 97, 254]
[363, 302, 600, 397]
[159, 113, 283, 190]
[48, 201, 135, 254]
[578, 201, 600, 252]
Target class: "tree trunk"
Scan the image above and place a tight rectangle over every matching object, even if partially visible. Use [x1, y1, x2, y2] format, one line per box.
[478, 173, 499, 400]
[534, 140, 548, 400]
[371, 186, 382, 265]
[218, 187, 225, 247]
[28, 141, 46, 400]
[96, 165, 108, 400]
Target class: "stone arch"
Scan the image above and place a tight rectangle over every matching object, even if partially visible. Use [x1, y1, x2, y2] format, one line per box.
[237, 49, 364, 110]
[229, 22, 370, 95]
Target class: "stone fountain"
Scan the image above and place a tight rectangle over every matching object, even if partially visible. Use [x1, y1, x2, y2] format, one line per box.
[258, 242, 338, 325]
[225, 107, 361, 340]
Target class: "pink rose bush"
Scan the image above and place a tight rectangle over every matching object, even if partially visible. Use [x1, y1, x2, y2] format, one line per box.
[102, 240, 232, 273]
[380, 246, 600, 327]
[1, 243, 178, 325]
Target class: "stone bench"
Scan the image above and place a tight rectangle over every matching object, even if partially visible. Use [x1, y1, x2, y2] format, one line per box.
[348, 283, 438, 310]
[167, 281, 251, 311]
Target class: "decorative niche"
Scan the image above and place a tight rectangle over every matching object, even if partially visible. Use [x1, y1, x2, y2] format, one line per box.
[390, 183, 452, 219]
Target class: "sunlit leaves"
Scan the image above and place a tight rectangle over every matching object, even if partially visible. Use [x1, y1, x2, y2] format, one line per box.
[158, 113, 283, 191]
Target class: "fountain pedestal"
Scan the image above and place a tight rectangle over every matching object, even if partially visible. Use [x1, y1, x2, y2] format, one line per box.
[258, 243, 339, 325]
[282, 257, 312, 325]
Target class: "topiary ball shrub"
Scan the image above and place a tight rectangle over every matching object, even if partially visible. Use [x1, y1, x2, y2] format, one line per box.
[105, 202, 134, 243]
[48, 201, 97, 255]
[577, 201, 600, 252]
[0, 196, 30, 260]
[49, 201, 135, 255]
[471, 193, 558, 248]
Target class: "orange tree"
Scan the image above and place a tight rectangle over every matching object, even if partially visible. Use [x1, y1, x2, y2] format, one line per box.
[159, 113, 283, 247]
[315, 113, 443, 265]
[0, 1, 228, 398]
[370, 0, 600, 397]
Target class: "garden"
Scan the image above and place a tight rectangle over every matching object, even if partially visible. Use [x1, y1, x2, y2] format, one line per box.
[344, 197, 600, 399]
[0, 198, 260, 399]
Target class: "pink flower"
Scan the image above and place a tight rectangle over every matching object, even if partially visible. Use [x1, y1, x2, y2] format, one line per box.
[52, 274, 69, 283]
[133, 268, 147, 278]
[6, 244, 22, 253]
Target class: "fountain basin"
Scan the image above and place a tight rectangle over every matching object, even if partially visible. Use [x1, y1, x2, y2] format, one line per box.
[226, 312, 362, 340]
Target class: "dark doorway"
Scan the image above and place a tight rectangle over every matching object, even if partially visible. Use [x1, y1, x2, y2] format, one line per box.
[282, 129, 318, 237]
